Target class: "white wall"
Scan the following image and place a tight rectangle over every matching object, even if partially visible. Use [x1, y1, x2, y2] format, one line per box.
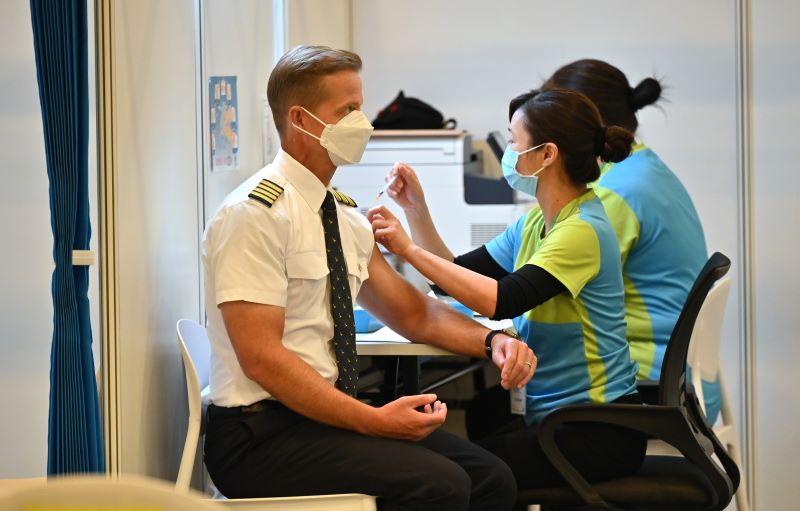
[287, 0, 352, 50]
[752, 1, 800, 509]
[112, 0, 201, 480]
[203, 0, 275, 221]
[352, 0, 744, 435]
[0, 0, 52, 478]
[0, 0, 100, 478]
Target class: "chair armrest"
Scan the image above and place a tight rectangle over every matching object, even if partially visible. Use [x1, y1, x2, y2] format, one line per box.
[683, 388, 741, 492]
[635, 379, 660, 404]
[537, 403, 734, 510]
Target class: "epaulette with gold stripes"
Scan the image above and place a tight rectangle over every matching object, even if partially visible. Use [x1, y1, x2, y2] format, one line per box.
[332, 189, 357, 208]
[249, 179, 284, 208]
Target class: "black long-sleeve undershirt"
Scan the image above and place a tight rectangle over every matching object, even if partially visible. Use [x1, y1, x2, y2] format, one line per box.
[432, 246, 566, 320]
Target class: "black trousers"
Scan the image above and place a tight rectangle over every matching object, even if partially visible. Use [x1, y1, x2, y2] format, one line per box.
[466, 386, 647, 492]
[204, 402, 516, 511]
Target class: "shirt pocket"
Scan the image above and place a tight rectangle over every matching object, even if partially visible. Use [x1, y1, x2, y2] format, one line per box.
[285, 252, 330, 280]
[285, 252, 329, 315]
[344, 252, 369, 302]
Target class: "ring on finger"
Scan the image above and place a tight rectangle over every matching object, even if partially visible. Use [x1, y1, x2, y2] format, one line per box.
[524, 361, 532, 368]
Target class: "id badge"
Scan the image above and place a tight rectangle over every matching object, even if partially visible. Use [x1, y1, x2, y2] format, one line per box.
[510, 386, 526, 415]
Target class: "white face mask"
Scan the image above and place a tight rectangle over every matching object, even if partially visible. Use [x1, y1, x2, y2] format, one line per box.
[292, 107, 374, 166]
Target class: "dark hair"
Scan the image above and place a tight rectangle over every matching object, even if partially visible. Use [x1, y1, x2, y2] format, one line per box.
[509, 89, 634, 185]
[268, 45, 362, 134]
[542, 59, 661, 132]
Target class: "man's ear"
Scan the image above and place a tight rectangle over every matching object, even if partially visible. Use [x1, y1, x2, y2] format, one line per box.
[288, 105, 304, 130]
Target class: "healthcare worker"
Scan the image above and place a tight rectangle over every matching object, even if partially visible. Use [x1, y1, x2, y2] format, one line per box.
[542, 60, 717, 422]
[368, 88, 646, 489]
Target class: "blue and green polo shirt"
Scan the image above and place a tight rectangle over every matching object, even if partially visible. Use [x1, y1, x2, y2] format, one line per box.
[486, 189, 639, 424]
[593, 144, 719, 422]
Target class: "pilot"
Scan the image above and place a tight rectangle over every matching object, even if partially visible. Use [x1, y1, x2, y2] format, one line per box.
[202, 45, 534, 511]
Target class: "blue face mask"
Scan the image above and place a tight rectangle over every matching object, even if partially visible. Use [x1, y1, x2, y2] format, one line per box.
[501, 143, 547, 198]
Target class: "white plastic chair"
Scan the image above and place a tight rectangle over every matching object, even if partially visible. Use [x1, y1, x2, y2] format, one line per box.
[176, 319, 377, 511]
[686, 277, 749, 511]
[0, 475, 224, 510]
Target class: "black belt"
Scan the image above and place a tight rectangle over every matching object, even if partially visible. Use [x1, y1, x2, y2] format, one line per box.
[207, 399, 284, 420]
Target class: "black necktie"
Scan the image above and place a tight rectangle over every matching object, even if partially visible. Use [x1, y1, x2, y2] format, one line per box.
[321, 192, 358, 396]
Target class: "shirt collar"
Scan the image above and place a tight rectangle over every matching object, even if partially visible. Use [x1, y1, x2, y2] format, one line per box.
[274, 149, 328, 212]
[554, 188, 596, 224]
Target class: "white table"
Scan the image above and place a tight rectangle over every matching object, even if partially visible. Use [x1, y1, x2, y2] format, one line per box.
[355, 316, 512, 356]
[355, 317, 513, 397]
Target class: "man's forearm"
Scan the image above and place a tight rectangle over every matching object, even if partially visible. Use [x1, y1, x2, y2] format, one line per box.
[396, 297, 490, 359]
[357, 246, 535, 390]
[246, 347, 377, 434]
[358, 244, 490, 359]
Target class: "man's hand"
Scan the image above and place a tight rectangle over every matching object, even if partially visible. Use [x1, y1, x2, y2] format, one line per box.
[365, 394, 447, 441]
[491, 335, 537, 389]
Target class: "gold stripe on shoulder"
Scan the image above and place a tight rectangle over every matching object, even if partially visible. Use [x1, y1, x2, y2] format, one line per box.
[249, 178, 284, 208]
[255, 184, 280, 200]
[332, 189, 357, 208]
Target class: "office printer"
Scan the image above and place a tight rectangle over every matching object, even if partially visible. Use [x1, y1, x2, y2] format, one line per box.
[332, 130, 532, 256]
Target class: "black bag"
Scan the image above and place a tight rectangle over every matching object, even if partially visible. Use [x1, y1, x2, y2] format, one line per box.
[372, 90, 457, 130]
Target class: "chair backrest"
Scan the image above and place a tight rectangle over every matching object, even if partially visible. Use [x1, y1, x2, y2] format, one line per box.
[176, 319, 212, 491]
[657, 253, 741, 508]
[687, 277, 732, 382]
[178, 319, 212, 389]
[0, 475, 223, 510]
[659, 252, 731, 407]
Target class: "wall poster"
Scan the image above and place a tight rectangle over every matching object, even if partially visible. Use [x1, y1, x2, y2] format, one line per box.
[209, 76, 239, 172]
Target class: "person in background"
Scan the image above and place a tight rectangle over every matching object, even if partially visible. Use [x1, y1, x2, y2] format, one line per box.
[370, 88, 646, 491]
[542, 59, 717, 422]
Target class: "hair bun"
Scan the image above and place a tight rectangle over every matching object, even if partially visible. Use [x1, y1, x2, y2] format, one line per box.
[600, 125, 634, 163]
[593, 126, 607, 156]
[629, 77, 662, 111]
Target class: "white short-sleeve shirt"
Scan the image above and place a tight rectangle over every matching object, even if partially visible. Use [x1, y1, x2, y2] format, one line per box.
[202, 150, 374, 407]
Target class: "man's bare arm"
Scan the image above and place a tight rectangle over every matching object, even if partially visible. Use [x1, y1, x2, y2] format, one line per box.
[357, 245, 536, 388]
[220, 300, 447, 440]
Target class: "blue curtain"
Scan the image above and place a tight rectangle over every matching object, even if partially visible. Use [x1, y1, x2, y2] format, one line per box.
[30, 0, 104, 474]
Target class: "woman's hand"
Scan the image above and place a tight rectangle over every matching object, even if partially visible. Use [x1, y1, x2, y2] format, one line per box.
[386, 162, 426, 212]
[368, 205, 416, 259]
[491, 335, 537, 389]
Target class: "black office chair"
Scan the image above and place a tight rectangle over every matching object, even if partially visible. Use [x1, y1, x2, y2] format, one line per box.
[517, 252, 739, 511]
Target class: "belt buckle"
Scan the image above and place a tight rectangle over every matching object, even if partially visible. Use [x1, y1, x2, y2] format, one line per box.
[241, 402, 265, 414]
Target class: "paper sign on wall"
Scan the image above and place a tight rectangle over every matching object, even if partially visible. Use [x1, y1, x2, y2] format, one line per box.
[209, 76, 239, 172]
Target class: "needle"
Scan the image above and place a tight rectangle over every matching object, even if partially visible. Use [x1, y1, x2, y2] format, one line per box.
[375, 174, 400, 200]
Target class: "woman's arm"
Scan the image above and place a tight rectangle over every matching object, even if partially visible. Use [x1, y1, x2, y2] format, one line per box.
[453, 246, 510, 280]
[404, 205, 455, 261]
[431, 246, 509, 296]
[369, 206, 566, 318]
[385, 163, 454, 261]
[493, 264, 566, 319]
[402, 244, 500, 317]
